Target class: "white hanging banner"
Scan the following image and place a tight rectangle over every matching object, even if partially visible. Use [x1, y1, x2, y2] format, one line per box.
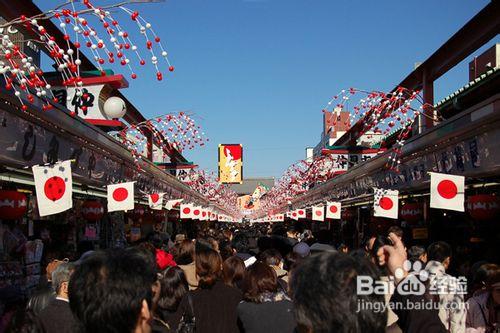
[312, 206, 325, 222]
[192, 206, 202, 220]
[107, 182, 135, 212]
[297, 208, 306, 219]
[180, 203, 194, 219]
[326, 201, 341, 219]
[430, 172, 465, 212]
[165, 199, 183, 210]
[290, 210, 299, 221]
[148, 193, 164, 210]
[373, 188, 399, 219]
[32, 160, 73, 217]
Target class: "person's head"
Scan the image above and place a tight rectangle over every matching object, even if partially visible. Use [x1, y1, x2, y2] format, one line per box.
[52, 262, 74, 299]
[407, 246, 427, 264]
[364, 235, 376, 252]
[69, 248, 157, 333]
[222, 256, 246, 288]
[222, 229, 233, 241]
[369, 236, 391, 266]
[218, 238, 235, 261]
[207, 237, 219, 253]
[287, 227, 298, 239]
[291, 252, 386, 333]
[427, 241, 452, 269]
[485, 265, 500, 305]
[260, 249, 283, 267]
[242, 262, 278, 303]
[293, 242, 311, 258]
[284, 251, 302, 272]
[337, 244, 348, 253]
[195, 248, 222, 289]
[232, 232, 250, 254]
[175, 240, 195, 265]
[157, 266, 188, 313]
[46, 258, 67, 282]
[387, 226, 403, 240]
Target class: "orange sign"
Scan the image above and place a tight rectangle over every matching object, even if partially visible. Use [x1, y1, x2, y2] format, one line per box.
[218, 144, 243, 184]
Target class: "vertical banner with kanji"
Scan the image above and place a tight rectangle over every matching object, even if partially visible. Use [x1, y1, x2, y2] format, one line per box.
[218, 144, 243, 184]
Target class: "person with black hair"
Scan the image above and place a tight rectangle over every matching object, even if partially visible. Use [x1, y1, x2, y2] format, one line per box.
[466, 264, 500, 332]
[291, 251, 387, 333]
[378, 233, 448, 333]
[260, 249, 289, 291]
[154, 266, 189, 332]
[238, 262, 296, 333]
[425, 241, 466, 333]
[232, 232, 252, 261]
[407, 245, 427, 266]
[68, 248, 158, 333]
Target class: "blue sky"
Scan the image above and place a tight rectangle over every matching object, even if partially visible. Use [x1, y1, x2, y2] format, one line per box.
[36, 0, 495, 178]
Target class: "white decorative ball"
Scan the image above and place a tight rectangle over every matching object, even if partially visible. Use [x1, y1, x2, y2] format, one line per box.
[103, 96, 127, 119]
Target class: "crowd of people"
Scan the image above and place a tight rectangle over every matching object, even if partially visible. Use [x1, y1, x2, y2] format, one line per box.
[1, 223, 499, 333]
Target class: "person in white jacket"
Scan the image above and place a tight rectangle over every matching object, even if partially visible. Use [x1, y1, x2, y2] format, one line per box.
[425, 241, 466, 333]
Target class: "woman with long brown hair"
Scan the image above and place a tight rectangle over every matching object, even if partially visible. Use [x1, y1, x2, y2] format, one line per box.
[178, 248, 242, 333]
[237, 262, 296, 333]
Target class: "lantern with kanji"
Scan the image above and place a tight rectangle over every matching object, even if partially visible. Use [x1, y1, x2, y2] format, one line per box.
[0, 190, 27, 220]
[467, 195, 500, 221]
[81, 201, 105, 222]
[400, 202, 423, 223]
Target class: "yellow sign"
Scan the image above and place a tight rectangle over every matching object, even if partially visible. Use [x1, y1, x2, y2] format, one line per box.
[218, 144, 243, 184]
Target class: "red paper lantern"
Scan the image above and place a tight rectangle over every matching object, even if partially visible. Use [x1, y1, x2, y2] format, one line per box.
[81, 201, 104, 221]
[0, 190, 27, 220]
[467, 195, 500, 221]
[400, 203, 423, 223]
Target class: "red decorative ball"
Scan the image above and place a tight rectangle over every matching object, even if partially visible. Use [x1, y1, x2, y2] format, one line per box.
[131, 73, 137, 79]
[169, 66, 174, 72]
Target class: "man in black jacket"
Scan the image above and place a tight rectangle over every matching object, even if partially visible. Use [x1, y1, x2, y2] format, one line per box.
[39, 262, 77, 333]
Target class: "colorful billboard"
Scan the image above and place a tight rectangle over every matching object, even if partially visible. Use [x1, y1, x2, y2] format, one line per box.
[218, 144, 243, 184]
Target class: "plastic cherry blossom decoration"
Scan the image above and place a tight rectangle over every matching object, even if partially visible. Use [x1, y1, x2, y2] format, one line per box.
[0, 0, 173, 112]
[114, 111, 208, 167]
[252, 87, 441, 219]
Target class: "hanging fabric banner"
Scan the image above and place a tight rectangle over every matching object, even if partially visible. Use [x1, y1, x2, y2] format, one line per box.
[430, 172, 465, 212]
[32, 160, 73, 217]
[373, 188, 399, 219]
[107, 182, 135, 213]
[326, 202, 341, 219]
[312, 206, 325, 222]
